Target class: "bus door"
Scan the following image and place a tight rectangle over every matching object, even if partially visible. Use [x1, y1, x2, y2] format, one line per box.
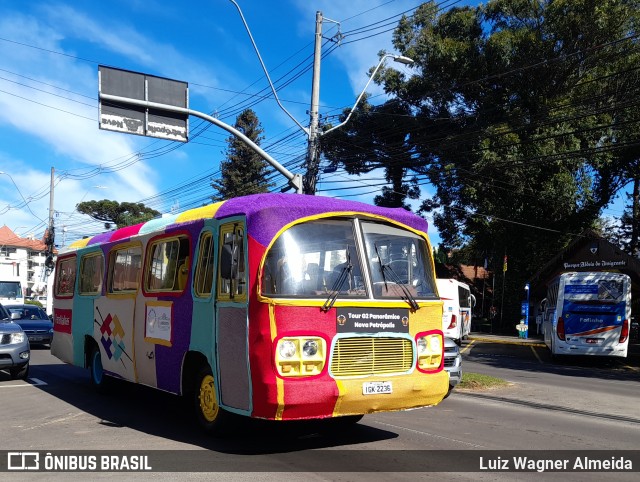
[134, 234, 191, 388]
[214, 222, 251, 413]
[51, 254, 78, 364]
[95, 243, 141, 383]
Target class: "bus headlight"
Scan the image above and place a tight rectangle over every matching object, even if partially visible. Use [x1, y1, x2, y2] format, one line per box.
[279, 340, 297, 359]
[302, 339, 318, 357]
[417, 337, 427, 354]
[275, 337, 326, 377]
[416, 333, 442, 371]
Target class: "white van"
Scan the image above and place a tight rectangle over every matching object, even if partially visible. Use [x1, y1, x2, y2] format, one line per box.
[436, 278, 475, 345]
[0, 277, 24, 305]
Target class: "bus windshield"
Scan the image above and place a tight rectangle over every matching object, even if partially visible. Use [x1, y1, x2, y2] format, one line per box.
[262, 219, 363, 297]
[261, 218, 437, 300]
[361, 221, 436, 299]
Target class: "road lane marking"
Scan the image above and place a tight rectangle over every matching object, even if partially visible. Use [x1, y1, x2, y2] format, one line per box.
[21, 412, 85, 431]
[460, 339, 475, 354]
[0, 377, 48, 388]
[371, 420, 486, 448]
[530, 345, 543, 364]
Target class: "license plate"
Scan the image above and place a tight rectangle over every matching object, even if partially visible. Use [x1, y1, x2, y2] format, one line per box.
[362, 381, 392, 395]
[29, 336, 43, 341]
[585, 338, 603, 344]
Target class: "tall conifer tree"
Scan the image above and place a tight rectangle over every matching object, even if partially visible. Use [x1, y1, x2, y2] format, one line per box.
[211, 109, 274, 200]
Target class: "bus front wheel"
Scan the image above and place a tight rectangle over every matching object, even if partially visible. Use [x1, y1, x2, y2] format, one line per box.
[194, 366, 231, 435]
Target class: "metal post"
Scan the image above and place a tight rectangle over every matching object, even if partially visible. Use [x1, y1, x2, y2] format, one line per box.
[525, 283, 530, 339]
[44, 167, 55, 275]
[303, 11, 323, 195]
[48, 167, 55, 235]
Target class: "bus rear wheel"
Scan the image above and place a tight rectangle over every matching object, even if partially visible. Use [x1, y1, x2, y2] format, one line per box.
[89, 345, 110, 393]
[194, 366, 231, 435]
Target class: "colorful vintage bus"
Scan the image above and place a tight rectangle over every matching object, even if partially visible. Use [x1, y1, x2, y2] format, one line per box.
[541, 271, 632, 358]
[51, 193, 448, 432]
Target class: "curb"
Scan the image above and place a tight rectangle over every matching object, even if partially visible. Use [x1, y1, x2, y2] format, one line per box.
[467, 335, 545, 347]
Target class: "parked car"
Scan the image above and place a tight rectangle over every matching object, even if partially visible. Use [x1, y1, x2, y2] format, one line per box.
[443, 337, 462, 397]
[0, 303, 30, 379]
[4, 304, 54, 346]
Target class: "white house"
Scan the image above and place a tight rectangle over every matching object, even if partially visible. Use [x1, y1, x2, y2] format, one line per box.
[0, 225, 54, 308]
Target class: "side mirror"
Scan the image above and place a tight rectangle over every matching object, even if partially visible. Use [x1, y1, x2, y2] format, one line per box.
[220, 242, 237, 279]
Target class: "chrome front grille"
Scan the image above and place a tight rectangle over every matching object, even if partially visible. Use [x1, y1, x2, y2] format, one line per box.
[331, 337, 413, 377]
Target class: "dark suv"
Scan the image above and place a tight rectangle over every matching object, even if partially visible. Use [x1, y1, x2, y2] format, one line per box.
[0, 303, 30, 379]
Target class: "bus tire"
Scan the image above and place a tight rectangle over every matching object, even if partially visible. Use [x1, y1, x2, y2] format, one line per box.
[550, 337, 562, 364]
[194, 365, 231, 435]
[89, 346, 110, 393]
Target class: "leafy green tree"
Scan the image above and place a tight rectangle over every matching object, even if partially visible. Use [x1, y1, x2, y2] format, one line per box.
[602, 179, 640, 257]
[76, 200, 160, 229]
[322, 0, 640, 331]
[211, 109, 274, 201]
[321, 95, 422, 210]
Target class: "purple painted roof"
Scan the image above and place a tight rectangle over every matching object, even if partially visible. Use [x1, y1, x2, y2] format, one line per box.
[214, 193, 429, 247]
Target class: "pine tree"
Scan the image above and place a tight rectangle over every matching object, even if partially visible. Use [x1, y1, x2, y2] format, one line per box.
[211, 109, 274, 200]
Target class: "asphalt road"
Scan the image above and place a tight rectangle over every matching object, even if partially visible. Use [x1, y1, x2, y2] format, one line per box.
[0, 341, 638, 480]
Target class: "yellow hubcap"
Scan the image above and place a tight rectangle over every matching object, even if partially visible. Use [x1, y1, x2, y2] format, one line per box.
[199, 374, 218, 422]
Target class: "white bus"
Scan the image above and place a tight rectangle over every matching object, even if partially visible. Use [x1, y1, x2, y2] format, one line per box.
[436, 278, 475, 345]
[0, 277, 24, 305]
[542, 272, 631, 358]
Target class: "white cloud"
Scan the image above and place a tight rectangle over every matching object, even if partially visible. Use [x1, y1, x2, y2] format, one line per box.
[292, 0, 418, 100]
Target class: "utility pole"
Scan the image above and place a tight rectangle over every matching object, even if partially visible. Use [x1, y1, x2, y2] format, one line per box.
[303, 11, 323, 195]
[44, 167, 55, 274]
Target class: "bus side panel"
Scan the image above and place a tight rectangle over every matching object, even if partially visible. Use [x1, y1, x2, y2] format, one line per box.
[154, 278, 195, 394]
[247, 235, 279, 420]
[247, 300, 280, 419]
[94, 297, 136, 381]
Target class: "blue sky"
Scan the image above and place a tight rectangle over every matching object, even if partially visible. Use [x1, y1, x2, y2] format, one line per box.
[0, 0, 629, 249]
[0, 0, 448, 247]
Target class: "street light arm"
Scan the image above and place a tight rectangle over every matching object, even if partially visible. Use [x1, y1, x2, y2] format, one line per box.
[321, 54, 413, 137]
[228, 0, 309, 137]
[98, 93, 303, 193]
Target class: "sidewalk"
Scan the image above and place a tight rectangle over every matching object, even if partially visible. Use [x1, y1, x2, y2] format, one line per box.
[467, 332, 545, 346]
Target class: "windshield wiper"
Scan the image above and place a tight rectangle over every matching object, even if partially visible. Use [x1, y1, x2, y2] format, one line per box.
[374, 243, 419, 311]
[383, 263, 419, 311]
[322, 249, 352, 312]
[374, 244, 388, 289]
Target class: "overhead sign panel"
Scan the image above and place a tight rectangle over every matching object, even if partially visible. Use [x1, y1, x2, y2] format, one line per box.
[98, 66, 189, 142]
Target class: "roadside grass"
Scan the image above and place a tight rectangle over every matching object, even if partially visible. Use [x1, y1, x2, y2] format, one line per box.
[458, 372, 511, 390]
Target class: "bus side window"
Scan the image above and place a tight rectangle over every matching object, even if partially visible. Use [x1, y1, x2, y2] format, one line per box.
[109, 245, 142, 293]
[218, 224, 246, 300]
[55, 257, 77, 297]
[194, 232, 214, 297]
[145, 236, 189, 293]
[79, 253, 104, 295]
